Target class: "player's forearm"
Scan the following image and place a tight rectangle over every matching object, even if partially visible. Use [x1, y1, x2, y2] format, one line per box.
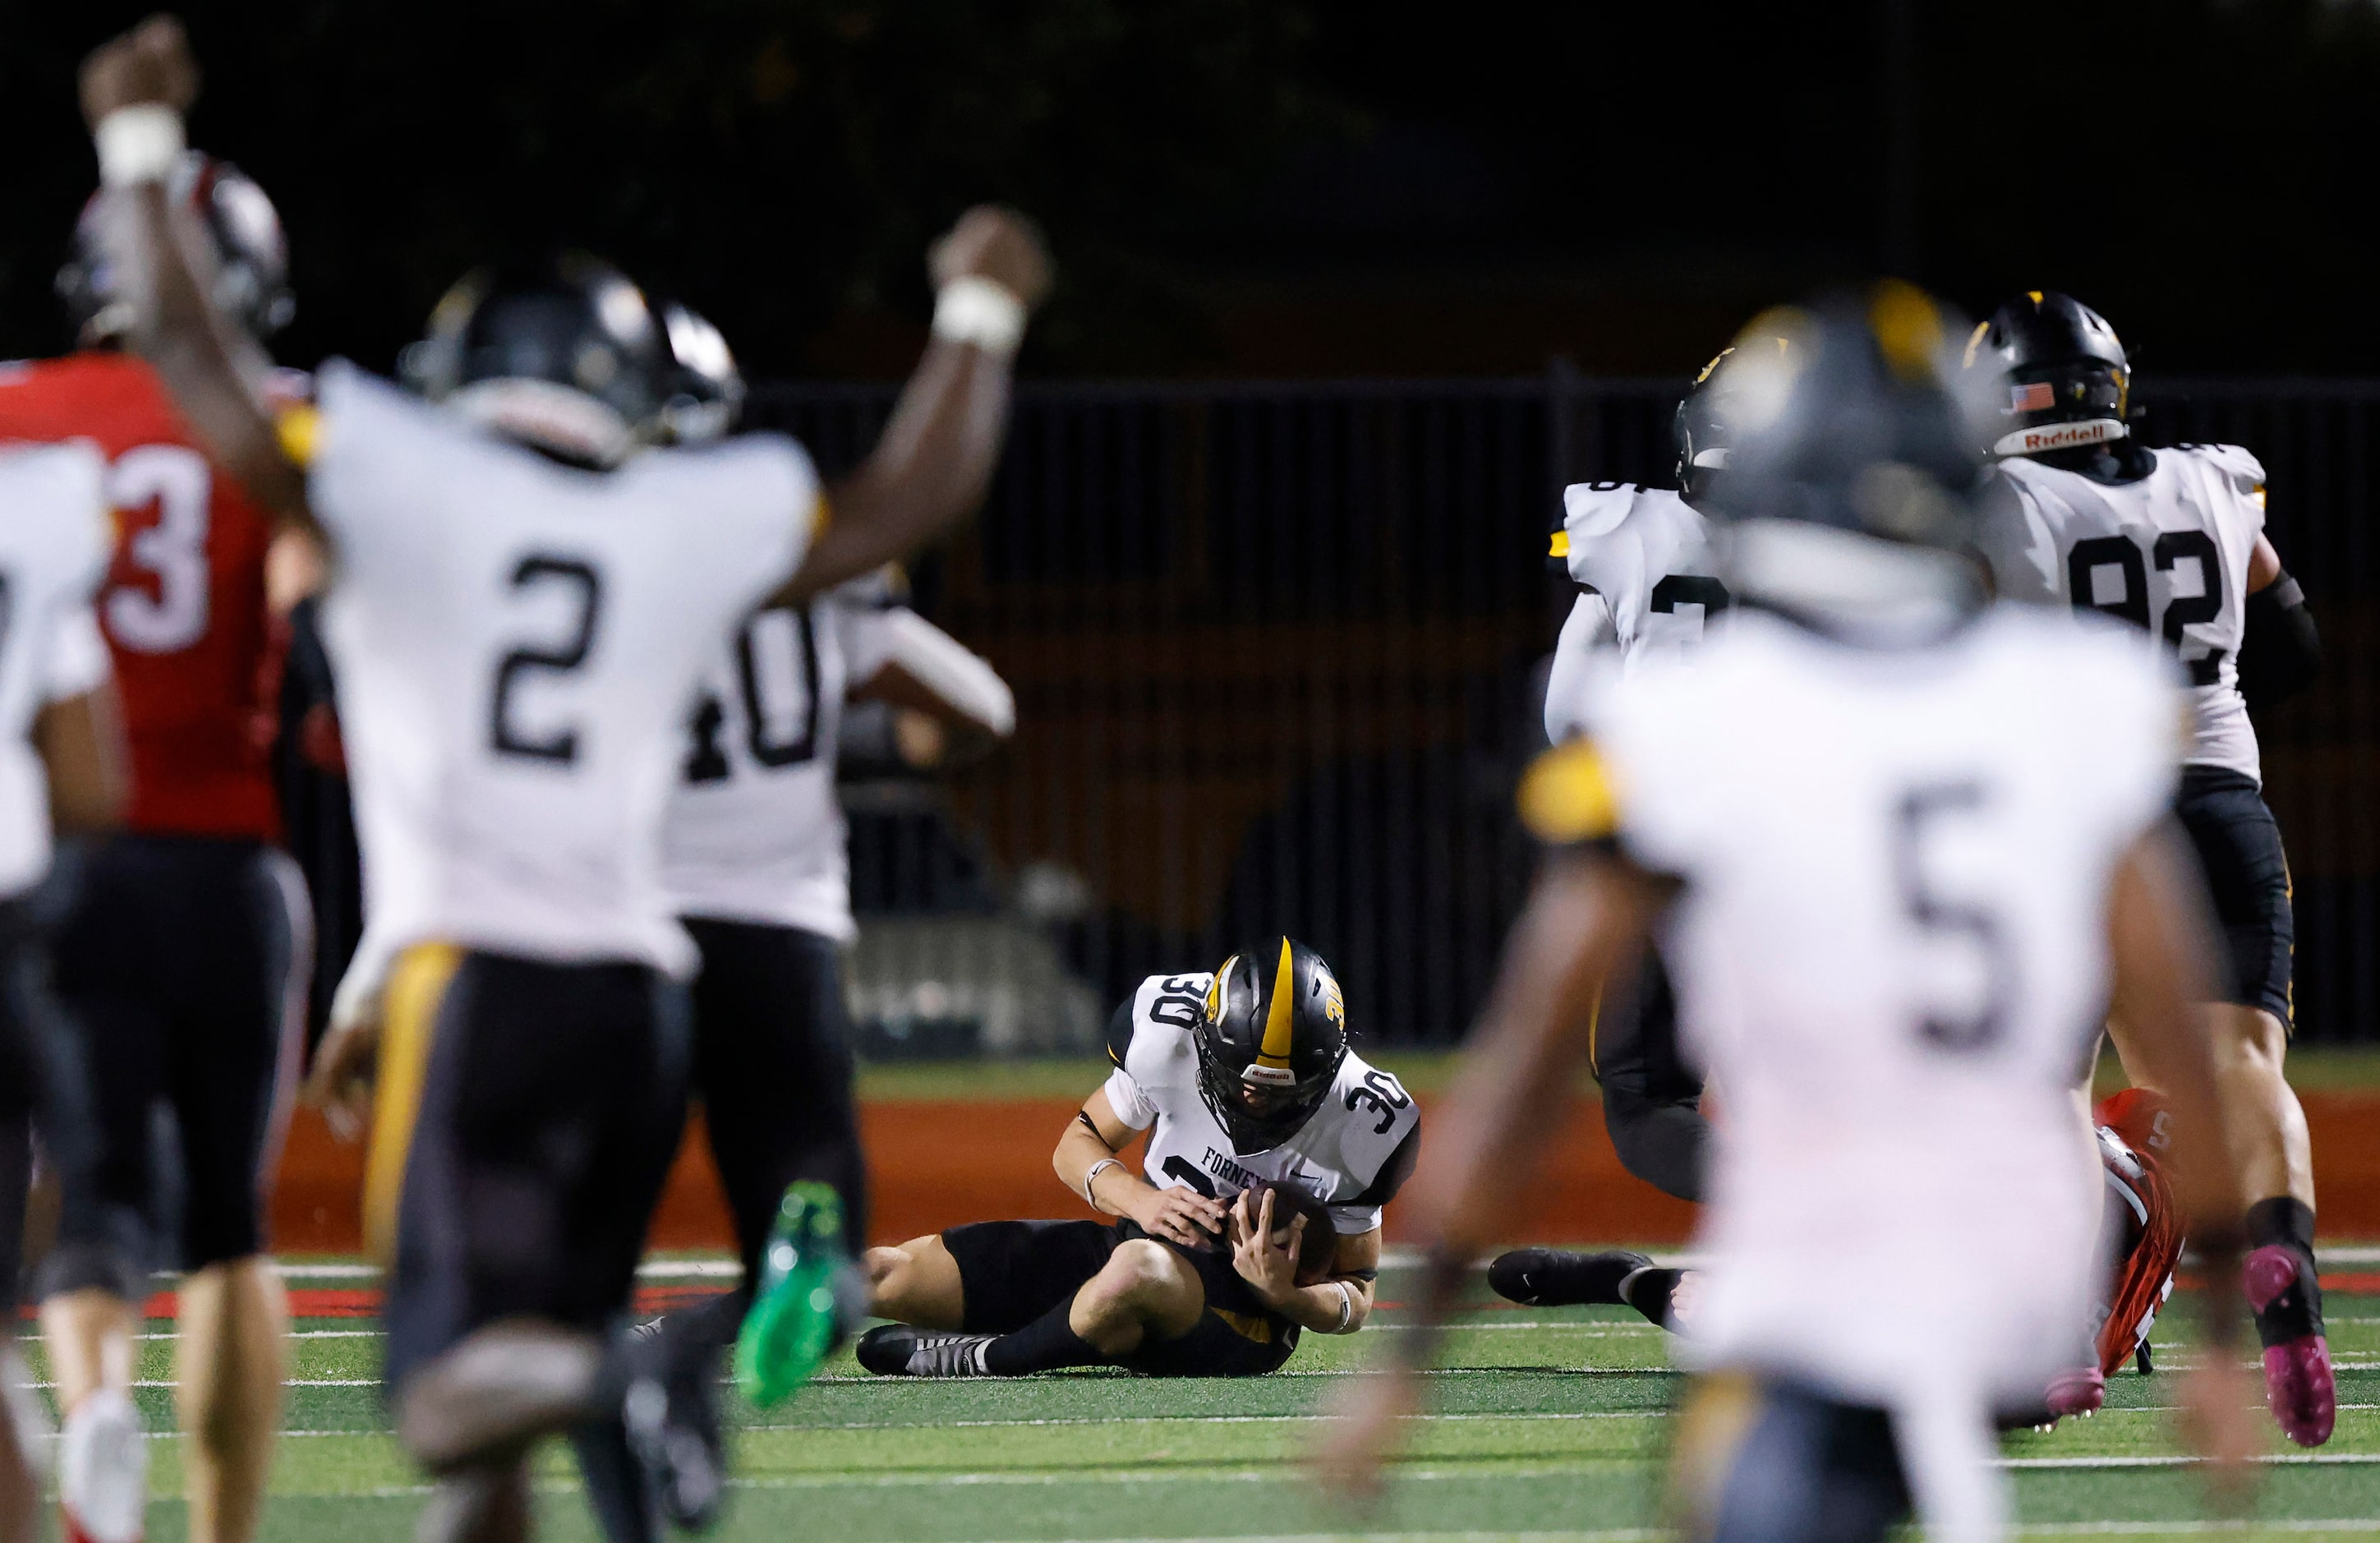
[780, 341, 1014, 602]
[1272, 1275, 1374, 1335]
[2108, 828, 2244, 1233]
[108, 180, 317, 537]
[1056, 1122, 1139, 1216]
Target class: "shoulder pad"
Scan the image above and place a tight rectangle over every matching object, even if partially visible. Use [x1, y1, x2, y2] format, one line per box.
[1560, 481, 1644, 545]
[2170, 441, 2267, 502]
[1333, 1055, 1421, 1152]
[1103, 994, 1139, 1068]
[1112, 972, 1213, 1064]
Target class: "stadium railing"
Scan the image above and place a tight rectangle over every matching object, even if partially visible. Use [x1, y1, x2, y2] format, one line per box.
[746, 372, 2380, 1048]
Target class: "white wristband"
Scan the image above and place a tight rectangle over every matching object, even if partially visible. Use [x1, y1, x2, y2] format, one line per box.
[1081, 1158, 1121, 1209]
[932, 276, 1026, 356]
[94, 105, 185, 188]
[1333, 1280, 1356, 1333]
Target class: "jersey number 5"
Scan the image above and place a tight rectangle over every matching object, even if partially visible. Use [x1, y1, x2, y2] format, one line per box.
[1893, 781, 2014, 1052]
[490, 554, 604, 764]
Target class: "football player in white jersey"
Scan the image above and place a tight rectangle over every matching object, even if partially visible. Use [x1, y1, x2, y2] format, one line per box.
[1320, 288, 2258, 1542]
[628, 302, 1016, 1527]
[1502, 354, 1747, 1322]
[78, 18, 1048, 1541]
[1542, 351, 1733, 744]
[859, 938, 1418, 1377]
[1968, 291, 2333, 1445]
[0, 440, 127, 1543]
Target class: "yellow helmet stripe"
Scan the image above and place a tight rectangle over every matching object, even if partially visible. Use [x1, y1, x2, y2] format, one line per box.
[1257, 939, 1297, 1068]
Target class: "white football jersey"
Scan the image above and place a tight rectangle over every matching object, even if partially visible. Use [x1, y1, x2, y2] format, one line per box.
[1977, 445, 2265, 782]
[1527, 604, 2179, 1409]
[0, 442, 113, 899]
[1544, 482, 1724, 743]
[1102, 971, 1420, 1236]
[661, 578, 913, 940]
[310, 362, 814, 978]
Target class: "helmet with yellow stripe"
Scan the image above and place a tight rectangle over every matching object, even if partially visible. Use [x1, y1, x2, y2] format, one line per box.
[1194, 937, 1350, 1153]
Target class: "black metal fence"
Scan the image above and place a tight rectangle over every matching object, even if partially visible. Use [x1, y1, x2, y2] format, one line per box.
[749, 373, 2380, 1046]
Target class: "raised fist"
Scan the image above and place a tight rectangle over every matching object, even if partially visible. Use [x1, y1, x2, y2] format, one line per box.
[81, 13, 200, 128]
[929, 206, 1053, 310]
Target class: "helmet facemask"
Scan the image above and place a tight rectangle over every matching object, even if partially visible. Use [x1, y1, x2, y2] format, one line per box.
[1191, 943, 1351, 1154]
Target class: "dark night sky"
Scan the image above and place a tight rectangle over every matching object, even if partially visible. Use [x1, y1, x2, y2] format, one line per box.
[5, 1, 2377, 379]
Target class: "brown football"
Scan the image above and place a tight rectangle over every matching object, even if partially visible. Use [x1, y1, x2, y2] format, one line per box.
[1238, 1179, 1338, 1284]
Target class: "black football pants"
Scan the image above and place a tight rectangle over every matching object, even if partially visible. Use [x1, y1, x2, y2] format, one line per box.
[1594, 945, 1709, 1203]
[684, 919, 868, 1288]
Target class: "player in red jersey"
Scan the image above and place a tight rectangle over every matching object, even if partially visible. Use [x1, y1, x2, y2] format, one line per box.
[0, 154, 308, 1543]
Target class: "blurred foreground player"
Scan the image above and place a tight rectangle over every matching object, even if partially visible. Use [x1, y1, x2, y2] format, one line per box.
[1969, 290, 2332, 1444]
[0, 441, 128, 1543]
[1319, 287, 2258, 1543]
[633, 299, 1019, 1528]
[861, 940, 1416, 1377]
[79, 18, 1047, 1541]
[0, 148, 306, 1543]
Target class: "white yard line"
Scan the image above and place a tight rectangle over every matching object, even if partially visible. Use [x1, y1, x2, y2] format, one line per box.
[266, 1259, 739, 1283]
[2004, 1454, 2380, 1469]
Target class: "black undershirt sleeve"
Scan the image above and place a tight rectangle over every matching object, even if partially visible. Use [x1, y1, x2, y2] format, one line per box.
[2240, 573, 2320, 712]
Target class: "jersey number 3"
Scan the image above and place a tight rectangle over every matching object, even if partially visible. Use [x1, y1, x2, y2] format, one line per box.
[490, 554, 604, 764]
[105, 444, 213, 654]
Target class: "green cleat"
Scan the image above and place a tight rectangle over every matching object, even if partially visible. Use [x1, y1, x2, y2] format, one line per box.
[733, 1181, 852, 1407]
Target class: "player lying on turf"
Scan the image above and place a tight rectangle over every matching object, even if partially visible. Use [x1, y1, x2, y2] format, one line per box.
[859, 938, 1418, 1376]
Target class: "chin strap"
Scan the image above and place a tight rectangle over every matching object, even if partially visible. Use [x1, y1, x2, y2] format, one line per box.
[1992, 417, 2126, 458]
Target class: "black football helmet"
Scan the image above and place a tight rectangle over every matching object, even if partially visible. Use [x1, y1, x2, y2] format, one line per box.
[1963, 291, 2130, 459]
[1696, 282, 2000, 634]
[58, 152, 294, 346]
[1673, 334, 1797, 502]
[398, 254, 677, 468]
[1194, 937, 1349, 1154]
[1673, 349, 1734, 500]
[658, 301, 746, 445]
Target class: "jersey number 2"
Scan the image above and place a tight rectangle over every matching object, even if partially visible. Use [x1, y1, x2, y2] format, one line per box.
[490, 555, 603, 764]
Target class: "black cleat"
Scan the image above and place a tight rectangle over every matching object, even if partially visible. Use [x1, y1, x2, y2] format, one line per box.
[622, 1317, 728, 1531]
[1488, 1246, 1654, 1308]
[855, 1325, 996, 1377]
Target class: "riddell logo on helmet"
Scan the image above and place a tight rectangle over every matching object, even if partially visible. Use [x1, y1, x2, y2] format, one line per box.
[1994, 418, 2125, 457]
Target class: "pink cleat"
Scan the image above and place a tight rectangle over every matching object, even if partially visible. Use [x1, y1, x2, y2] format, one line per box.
[2044, 1366, 2106, 1420]
[2245, 1245, 2336, 1448]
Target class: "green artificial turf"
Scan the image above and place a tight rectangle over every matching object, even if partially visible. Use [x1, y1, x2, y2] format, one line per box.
[13, 1257, 2380, 1541]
